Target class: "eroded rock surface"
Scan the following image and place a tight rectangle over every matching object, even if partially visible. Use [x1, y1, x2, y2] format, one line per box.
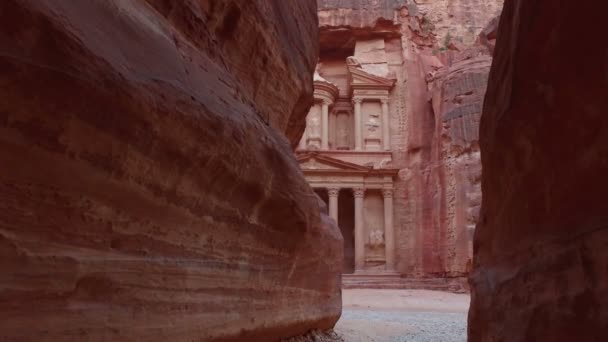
[469, 0, 608, 340]
[426, 45, 492, 277]
[415, 0, 503, 45]
[0, 0, 342, 341]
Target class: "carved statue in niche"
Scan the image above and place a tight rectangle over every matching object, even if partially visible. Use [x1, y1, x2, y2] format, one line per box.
[335, 112, 350, 150]
[367, 229, 385, 249]
[365, 228, 386, 268]
[365, 113, 381, 138]
[338, 128, 348, 145]
[308, 113, 321, 138]
[306, 112, 322, 150]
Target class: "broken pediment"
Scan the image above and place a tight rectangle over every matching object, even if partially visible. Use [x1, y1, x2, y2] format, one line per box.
[313, 63, 340, 101]
[297, 153, 372, 172]
[348, 64, 396, 92]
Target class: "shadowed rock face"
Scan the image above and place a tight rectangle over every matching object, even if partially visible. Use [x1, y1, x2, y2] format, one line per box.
[469, 0, 608, 340]
[0, 0, 342, 341]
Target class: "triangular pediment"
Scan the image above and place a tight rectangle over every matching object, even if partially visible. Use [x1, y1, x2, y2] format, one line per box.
[348, 66, 396, 88]
[297, 153, 371, 171]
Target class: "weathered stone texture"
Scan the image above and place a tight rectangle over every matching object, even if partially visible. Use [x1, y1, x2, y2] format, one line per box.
[0, 0, 342, 341]
[318, 0, 408, 28]
[427, 53, 491, 276]
[318, 0, 503, 44]
[416, 0, 504, 45]
[469, 0, 608, 340]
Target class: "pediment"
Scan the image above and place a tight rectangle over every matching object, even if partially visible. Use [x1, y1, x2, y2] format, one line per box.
[297, 153, 371, 171]
[348, 66, 396, 89]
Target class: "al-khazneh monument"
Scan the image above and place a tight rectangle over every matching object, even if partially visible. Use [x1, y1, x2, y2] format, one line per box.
[298, 0, 503, 288]
[298, 54, 399, 275]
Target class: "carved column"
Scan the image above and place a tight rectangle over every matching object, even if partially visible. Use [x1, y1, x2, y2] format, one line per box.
[327, 187, 339, 225]
[321, 99, 330, 150]
[381, 98, 390, 151]
[353, 187, 366, 271]
[382, 188, 395, 271]
[353, 98, 362, 151]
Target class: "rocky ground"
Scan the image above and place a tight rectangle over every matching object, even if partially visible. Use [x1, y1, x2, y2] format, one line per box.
[285, 289, 470, 342]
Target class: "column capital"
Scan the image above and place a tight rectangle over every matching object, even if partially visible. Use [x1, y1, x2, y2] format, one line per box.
[321, 98, 332, 106]
[380, 98, 389, 104]
[327, 187, 340, 197]
[382, 188, 394, 198]
[353, 187, 366, 198]
[352, 97, 363, 104]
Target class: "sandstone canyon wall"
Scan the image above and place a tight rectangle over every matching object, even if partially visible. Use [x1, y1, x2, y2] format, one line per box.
[0, 1, 342, 341]
[469, 0, 608, 340]
[317, 0, 501, 279]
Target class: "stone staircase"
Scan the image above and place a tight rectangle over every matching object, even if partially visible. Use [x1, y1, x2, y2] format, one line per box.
[342, 274, 469, 293]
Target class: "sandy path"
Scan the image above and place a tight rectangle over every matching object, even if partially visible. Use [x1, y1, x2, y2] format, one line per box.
[334, 289, 470, 342]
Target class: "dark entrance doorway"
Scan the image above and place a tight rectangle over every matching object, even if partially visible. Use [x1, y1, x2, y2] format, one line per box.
[314, 189, 355, 273]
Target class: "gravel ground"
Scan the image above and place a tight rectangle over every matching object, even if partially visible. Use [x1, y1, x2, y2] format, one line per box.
[336, 308, 467, 342]
[334, 289, 469, 342]
[282, 330, 344, 342]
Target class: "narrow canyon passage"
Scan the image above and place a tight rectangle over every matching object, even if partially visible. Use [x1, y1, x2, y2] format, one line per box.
[2, 0, 608, 341]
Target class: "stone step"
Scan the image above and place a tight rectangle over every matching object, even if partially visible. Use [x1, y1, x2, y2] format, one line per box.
[341, 275, 469, 293]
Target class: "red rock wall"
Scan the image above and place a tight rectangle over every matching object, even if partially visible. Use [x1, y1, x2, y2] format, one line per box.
[469, 0, 608, 340]
[425, 52, 490, 277]
[318, 0, 408, 28]
[0, 1, 342, 341]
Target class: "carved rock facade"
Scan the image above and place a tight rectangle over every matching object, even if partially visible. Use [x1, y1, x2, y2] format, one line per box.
[305, 0, 501, 282]
[0, 1, 342, 341]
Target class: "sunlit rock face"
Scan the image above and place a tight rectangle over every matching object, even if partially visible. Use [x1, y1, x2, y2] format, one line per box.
[413, 0, 503, 45]
[312, 0, 501, 281]
[317, 0, 502, 45]
[469, 0, 608, 340]
[0, 0, 342, 341]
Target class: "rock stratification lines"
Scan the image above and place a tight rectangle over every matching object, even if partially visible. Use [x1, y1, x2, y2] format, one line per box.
[0, 0, 342, 341]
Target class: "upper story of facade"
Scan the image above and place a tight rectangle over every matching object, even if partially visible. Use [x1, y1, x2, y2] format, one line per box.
[297, 36, 400, 179]
[298, 53, 396, 155]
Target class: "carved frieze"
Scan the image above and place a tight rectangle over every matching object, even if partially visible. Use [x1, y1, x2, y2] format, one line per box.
[306, 175, 364, 183]
[353, 90, 389, 97]
[307, 111, 321, 139]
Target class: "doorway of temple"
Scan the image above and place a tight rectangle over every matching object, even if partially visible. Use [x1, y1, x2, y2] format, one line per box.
[315, 188, 355, 274]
